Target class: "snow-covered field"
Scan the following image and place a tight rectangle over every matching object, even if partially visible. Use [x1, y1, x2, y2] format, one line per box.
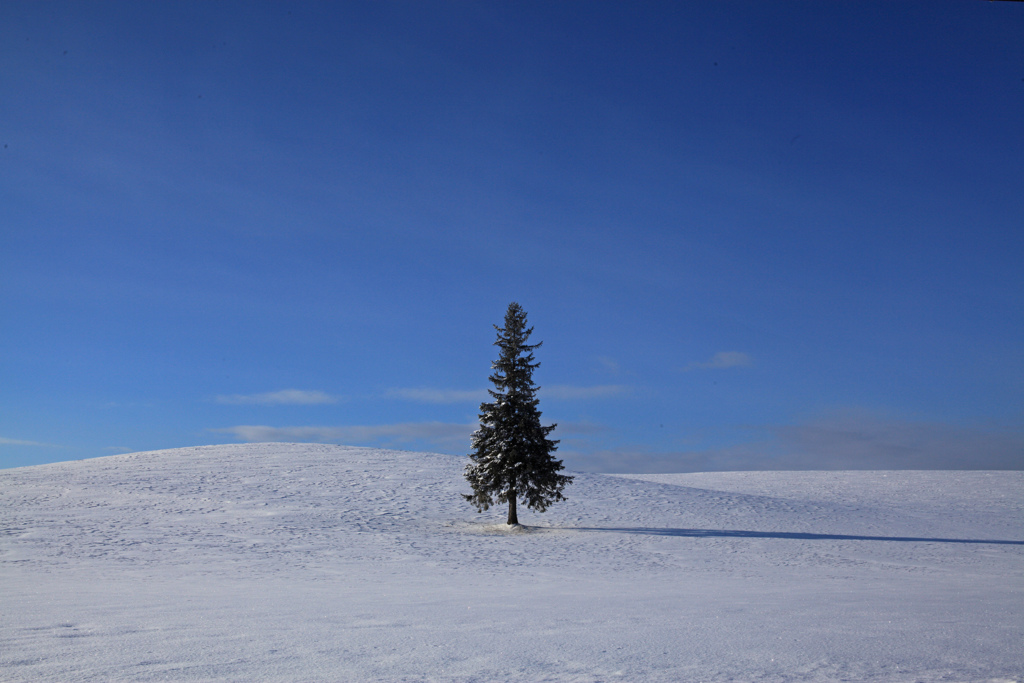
[1, 444, 1021, 682]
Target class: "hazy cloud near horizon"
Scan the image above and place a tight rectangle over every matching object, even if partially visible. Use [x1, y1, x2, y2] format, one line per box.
[214, 420, 613, 455]
[213, 423, 476, 452]
[210, 411, 1023, 474]
[0, 437, 57, 448]
[559, 413, 1024, 474]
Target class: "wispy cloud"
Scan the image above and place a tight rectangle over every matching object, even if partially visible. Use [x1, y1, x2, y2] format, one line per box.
[0, 436, 57, 447]
[545, 384, 629, 400]
[683, 351, 753, 371]
[596, 356, 621, 374]
[212, 422, 476, 452]
[386, 388, 488, 404]
[215, 390, 339, 405]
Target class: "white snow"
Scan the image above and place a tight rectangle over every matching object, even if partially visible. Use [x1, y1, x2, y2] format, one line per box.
[1, 443, 1021, 682]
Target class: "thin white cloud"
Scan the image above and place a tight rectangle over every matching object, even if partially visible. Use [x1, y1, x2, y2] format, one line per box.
[596, 356, 621, 374]
[0, 436, 57, 447]
[212, 422, 476, 453]
[215, 390, 339, 405]
[387, 388, 488, 404]
[544, 385, 629, 400]
[683, 351, 753, 371]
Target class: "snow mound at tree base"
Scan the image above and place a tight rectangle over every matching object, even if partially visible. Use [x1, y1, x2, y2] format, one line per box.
[1, 443, 1021, 682]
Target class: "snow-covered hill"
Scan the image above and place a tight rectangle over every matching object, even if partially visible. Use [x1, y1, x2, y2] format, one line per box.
[1, 443, 1021, 682]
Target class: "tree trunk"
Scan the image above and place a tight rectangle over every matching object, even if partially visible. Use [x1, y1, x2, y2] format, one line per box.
[507, 490, 518, 525]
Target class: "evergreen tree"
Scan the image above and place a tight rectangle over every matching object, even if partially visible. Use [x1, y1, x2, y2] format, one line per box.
[464, 302, 573, 525]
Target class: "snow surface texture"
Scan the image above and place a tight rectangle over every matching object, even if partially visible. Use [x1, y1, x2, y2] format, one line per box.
[1, 443, 1021, 683]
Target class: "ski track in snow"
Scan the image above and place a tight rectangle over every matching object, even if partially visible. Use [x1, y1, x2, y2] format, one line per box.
[1, 443, 1021, 682]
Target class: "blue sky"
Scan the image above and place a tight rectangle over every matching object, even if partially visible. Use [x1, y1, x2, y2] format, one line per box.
[2, 1, 1022, 472]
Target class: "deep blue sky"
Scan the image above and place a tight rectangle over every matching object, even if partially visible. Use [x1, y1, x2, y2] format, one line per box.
[2, 1, 1022, 471]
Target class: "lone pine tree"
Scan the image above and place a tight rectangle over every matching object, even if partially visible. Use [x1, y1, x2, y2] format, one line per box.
[464, 302, 573, 525]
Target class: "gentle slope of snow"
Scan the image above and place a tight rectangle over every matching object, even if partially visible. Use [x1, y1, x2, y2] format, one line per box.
[1, 443, 1021, 682]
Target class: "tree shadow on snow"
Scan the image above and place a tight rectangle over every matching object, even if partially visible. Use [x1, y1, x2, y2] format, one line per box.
[572, 527, 1024, 545]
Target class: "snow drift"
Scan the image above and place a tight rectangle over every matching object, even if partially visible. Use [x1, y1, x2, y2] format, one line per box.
[1, 443, 1021, 682]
